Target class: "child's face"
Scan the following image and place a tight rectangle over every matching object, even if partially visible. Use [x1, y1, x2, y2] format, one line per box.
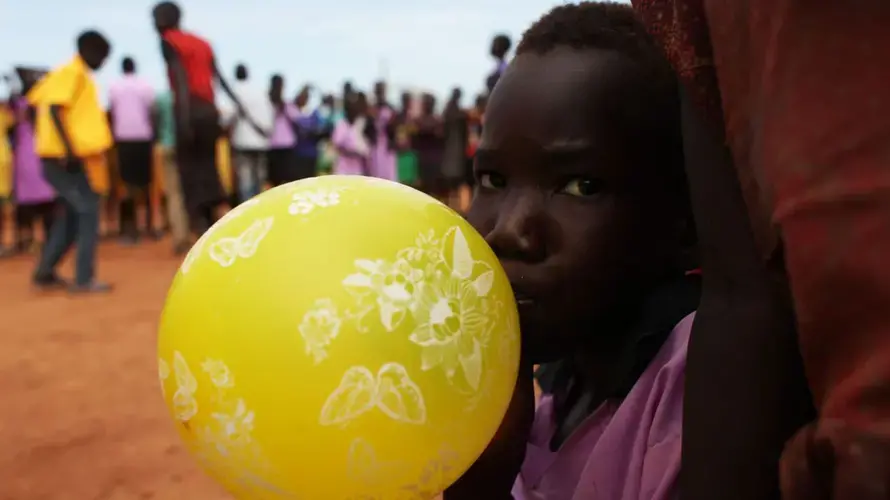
[467, 48, 678, 363]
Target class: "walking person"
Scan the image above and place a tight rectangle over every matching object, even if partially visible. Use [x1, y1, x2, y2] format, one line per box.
[28, 30, 113, 293]
[108, 56, 157, 244]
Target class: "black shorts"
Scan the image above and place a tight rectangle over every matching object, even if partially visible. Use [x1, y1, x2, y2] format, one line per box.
[116, 140, 154, 188]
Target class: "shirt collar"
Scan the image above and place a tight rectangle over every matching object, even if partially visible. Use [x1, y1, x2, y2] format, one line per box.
[536, 274, 701, 400]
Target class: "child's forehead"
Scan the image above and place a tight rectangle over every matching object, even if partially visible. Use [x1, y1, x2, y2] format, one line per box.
[484, 50, 635, 147]
[494, 48, 632, 114]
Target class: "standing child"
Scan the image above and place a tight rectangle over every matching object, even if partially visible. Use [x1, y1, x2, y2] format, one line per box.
[486, 34, 512, 94]
[441, 87, 468, 210]
[28, 30, 114, 292]
[369, 80, 397, 181]
[154, 89, 190, 255]
[11, 91, 56, 255]
[314, 94, 337, 176]
[465, 94, 486, 182]
[395, 91, 419, 186]
[446, 3, 696, 499]
[291, 85, 323, 181]
[413, 93, 445, 198]
[266, 74, 299, 186]
[331, 97, 370, 176]
[459, 94, 486, 212]
[108, 56, 157, 244]
[226, 63, 272, 202]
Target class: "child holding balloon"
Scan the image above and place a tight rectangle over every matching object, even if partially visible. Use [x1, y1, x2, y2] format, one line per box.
[448, 3, 697, 499]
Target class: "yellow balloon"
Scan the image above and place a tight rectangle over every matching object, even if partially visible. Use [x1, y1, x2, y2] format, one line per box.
[157, 176, 520, 500]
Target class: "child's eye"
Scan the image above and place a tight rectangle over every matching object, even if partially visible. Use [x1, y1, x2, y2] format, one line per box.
[479, 172, 507, 190]
[560, 177, 603, 197]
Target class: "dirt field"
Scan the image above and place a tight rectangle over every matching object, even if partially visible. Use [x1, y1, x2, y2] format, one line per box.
[0, 237, 462, 500]
[0, 239, 231, 500]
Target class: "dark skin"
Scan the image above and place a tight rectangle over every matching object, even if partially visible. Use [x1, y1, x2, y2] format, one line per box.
[490, 35, 511, 61]
[416, 94, 442, 136]
[373, 81, 387, 106]
[399, 92, 411, 115]
[152, 13, 247, 142]
[294, 85, 310, 110]
[372, 81, 397, 143]
[444, 88, 464, 121]
[446, 47, 689, 499]
[50, 48, 109, 168]
[269, 76, 284, 111]
[342, 82, 354, 104]
[336, 99, 367, 162]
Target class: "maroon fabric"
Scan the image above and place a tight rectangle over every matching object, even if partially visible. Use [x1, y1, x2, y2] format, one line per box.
[632, 0, 890, 497]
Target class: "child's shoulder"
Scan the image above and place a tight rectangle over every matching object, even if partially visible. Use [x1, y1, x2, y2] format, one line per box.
[630, 308, 694, 447]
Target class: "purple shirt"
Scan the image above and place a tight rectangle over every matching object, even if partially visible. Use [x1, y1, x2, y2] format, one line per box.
[269, 103, 299, 149]
[108, 75, 155, 141]
[331, 119, 367, 176]
[370, 106, 397, 181]
[12, 98, 54, 204]
[513, 312, 694, 500]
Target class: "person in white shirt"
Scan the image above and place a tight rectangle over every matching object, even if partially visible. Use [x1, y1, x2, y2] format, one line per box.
[224, 63, 273, 203]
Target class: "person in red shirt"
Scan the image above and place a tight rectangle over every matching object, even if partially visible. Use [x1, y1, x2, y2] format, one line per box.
[151, 1, 262, 236]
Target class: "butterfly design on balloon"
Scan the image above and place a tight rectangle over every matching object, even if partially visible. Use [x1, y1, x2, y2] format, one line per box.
[319, 363, 427, 426]
[209, 217, 275, 268]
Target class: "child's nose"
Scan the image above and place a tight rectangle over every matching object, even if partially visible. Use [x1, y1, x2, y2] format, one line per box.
[485, 192, 546, 263]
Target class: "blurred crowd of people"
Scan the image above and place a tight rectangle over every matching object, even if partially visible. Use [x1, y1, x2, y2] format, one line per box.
[0, 4, 512, 283]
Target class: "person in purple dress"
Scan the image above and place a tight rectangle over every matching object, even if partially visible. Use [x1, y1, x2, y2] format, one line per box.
[291, 85, 327, 179]
[266, 74, 301, 186]
[331, 96, 369, 176]
[11, 93, 56, 254]
[369, 81, 397, 181]
[446, 4, 697, 499]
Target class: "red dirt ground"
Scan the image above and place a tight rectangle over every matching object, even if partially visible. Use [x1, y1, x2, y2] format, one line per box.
[0, 238, 461, 500]
[0, 239, 231, 500]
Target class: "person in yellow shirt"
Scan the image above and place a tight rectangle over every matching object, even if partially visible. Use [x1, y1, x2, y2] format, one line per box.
[27, 30, 114, 293]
